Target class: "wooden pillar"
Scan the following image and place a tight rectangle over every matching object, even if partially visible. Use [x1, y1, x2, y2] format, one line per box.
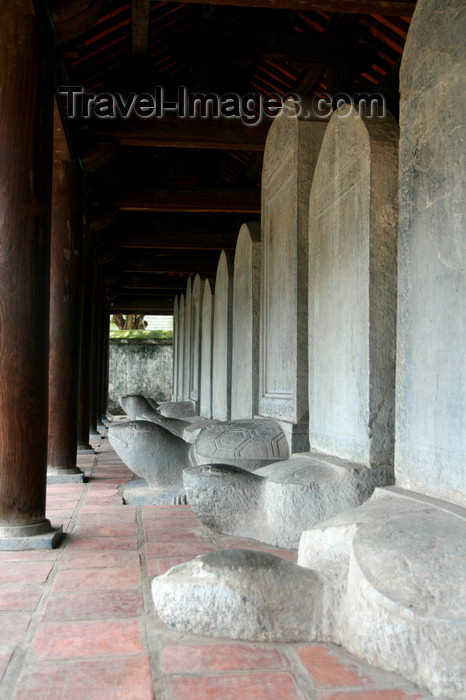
[0, 2, 62, 548]
[89, 258, 100, 438]
[77, 225, 95, 453]
[47, 108, 84, 482]
[96, 284, 109, 427]
[102, 300, 110, 419]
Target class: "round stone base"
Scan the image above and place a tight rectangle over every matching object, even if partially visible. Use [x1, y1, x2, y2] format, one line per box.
[0, 519, 64, 550]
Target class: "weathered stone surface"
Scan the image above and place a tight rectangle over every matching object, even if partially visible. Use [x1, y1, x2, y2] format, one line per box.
[176, 294, 185, 401]
[152, 549, 322, 642]
[118, 478, 188, 506]
[158, 400, 196, 418]
[309, 106, 398, 468]
[189, 275, 205, 408]
[108, 420, 190, 490]
[200, 278, 214, 418]
[395, 0, 466, 505]
[298, 488, 466, 699]
[231, 222, 261, 420]
[171, 295, 179, 400]
[259, 101, 326, 451]
[212, 251, 234, 421]
[119, 394, 155, 420]
[182, 277, 192, 401]
[189, 418, 289, 472]
[184, 455, 392, 548]
[153, 488, 466, 698]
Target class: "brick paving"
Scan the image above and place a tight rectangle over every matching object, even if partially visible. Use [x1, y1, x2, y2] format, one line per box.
[0, 430, 433, 700]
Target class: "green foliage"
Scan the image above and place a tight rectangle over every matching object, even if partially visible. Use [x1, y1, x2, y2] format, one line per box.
[109, 329, 173, 340]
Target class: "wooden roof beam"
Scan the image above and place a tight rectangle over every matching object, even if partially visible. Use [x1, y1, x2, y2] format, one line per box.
[108, 229, 238, 250]
[132, 0, 150, 56]
[106, 188, 261, 213]
[79, 116, 270, 151]
[153, 0, 415, 15]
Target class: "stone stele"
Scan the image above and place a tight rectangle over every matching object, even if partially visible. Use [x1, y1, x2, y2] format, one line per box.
[211, 250, 234, 421]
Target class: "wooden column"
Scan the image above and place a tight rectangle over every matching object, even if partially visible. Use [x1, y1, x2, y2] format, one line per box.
[47, 108, 84, 483]
[77, 225, 95, 453]
[102, 300, 110, 420]
[89, 258, 100, 438]
[0, 2, 62, 548]
[96, 284, 109, 427]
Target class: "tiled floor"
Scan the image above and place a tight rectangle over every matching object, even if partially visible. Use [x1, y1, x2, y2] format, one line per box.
[0, 430, 433, 700]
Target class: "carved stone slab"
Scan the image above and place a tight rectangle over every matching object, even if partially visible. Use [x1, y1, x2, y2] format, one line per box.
[212, 251, 234, 421]
[182, 277, 192, 401]
[395, 0, 466, 504]
[231, 222, 261, 420]
[308, 106, 398, 467]
[200, 278, 214, 418]
[189, 418, 289, 472]
[189, 274, 205, 407]
[259, 103, 326, 448]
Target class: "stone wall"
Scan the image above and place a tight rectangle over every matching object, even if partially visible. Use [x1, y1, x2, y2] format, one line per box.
[108, 339, 173, 414]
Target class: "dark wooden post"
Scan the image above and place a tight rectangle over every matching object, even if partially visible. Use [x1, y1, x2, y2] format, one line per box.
[102, 300, 111, 421]
[47, 106, 84, 482]
[77, 225, 95, 453]
[96, 281, 108, 429]
[89, 258, 101, 439]
[0, 2, 62, 548]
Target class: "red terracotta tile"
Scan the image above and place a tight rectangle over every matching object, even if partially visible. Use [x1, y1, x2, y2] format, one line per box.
[61, 549, 140, 570]
[147, 557, 192, 577]
[322, 691, 425, 700]
[0, 550, 59, 563]
[144, 528, 211, 542]
[53, 566, 140, 592]
[145, 540, 215, 558]
[0, 561, 54, 584]
[73, 522, 139, 537]
[31, 620, 144, 660]
[296, 646, 375, 688]
[165, 672, 304, 700]
[78, 507, 136, 519]
[0, 583, 43, 611]
[66, 536, 137, 551]
[0, 612, 31, 645]
[43, 589, 144, 620]
[0, 651, 12, 679]
[15, 656, 153, 700]
[162, 643, 285, 673]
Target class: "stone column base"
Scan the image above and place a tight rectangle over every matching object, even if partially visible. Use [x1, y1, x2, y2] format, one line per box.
[0, 520, 63, 551]
[47, 466, 84, 484]
[77, 445, 95, 455]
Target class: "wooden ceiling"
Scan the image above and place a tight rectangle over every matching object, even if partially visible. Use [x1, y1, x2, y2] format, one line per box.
[50, 0, 414, 314]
